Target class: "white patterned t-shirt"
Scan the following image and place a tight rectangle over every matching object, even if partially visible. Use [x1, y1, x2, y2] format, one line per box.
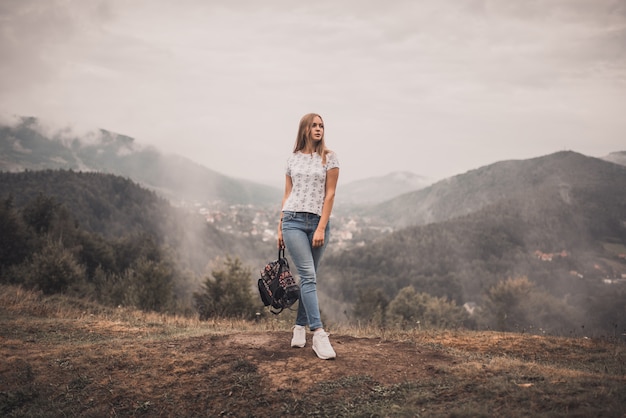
[282, 151, 340, 216]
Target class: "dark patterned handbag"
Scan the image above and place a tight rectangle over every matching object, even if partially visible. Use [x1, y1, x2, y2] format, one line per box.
[258, 248, 300, 314]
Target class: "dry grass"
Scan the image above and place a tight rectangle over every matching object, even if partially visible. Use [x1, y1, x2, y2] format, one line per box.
[1, 284, 625, 417]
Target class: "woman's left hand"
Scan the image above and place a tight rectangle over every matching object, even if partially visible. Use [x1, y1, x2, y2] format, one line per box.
[312, 228, 325, 248]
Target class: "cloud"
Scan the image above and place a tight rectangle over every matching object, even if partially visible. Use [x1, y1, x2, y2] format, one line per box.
[1, 0, 624, 185]
[0, 1, 111, 90]
[0, 111, 23, 127]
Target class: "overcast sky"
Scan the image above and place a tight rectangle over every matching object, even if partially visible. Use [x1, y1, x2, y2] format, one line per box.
[1, 0, 625, 186]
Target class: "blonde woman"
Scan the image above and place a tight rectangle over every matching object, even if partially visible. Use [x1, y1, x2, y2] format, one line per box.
[277, 113, 340, 360]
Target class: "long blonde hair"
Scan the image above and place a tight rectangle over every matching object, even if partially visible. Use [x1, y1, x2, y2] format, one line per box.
[293, 113, 330, 163]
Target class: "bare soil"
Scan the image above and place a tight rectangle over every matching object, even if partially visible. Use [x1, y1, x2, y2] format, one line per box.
[1, 286, 625, 417]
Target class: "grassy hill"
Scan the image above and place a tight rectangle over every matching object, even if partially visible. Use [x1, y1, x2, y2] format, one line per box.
[1, 285, 624, 417]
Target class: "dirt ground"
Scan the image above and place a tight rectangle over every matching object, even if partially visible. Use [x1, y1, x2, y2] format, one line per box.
[1, 323, 451, 416]
[1, 287, 625, 417]
[226, 331, 450, 388]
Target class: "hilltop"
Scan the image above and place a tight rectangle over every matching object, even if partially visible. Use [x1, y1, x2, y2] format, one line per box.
[1, 285, 624, 417]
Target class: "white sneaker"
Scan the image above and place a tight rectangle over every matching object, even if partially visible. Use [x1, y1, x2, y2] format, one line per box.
[312, 330, 336, 360]
[291, 325, 306, 348]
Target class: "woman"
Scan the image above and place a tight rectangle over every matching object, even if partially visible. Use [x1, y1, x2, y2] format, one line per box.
[277, 113, 340, 360]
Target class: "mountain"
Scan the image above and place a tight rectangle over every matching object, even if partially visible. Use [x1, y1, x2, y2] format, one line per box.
[366, 151, 626, 228]
[0, 117, 282, 206]
[321, 151, 626, 335]
[338, 171, 432, 207]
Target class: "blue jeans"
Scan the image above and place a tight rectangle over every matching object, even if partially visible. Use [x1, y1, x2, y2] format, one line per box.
[281, 211, 329, 331]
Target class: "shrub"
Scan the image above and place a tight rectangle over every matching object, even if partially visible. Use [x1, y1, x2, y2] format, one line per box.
[194, 257, 257, 320]
[387, 286, 468, 329]
[352, 287, 390, 327]
[17, 238, 87, 295]
[481, 276, 582, 334]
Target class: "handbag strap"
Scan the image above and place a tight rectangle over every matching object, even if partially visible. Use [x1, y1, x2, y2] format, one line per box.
[278, 247, 285, 260]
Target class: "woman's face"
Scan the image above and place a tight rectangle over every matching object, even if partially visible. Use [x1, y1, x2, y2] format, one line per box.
[309, 116, 324, 143]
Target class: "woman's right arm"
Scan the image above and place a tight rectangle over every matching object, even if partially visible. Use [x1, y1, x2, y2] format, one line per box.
[278, 175, 292, 249]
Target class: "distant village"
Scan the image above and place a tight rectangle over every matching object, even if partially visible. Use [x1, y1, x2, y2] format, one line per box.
[178, 200, 392, 253]
[180, 200, 626, 285]
[534, 250, 626, 284]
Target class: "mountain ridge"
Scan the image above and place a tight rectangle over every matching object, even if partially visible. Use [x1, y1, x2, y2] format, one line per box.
[367, 151, 626, 228]
[0, 117, 281, 206]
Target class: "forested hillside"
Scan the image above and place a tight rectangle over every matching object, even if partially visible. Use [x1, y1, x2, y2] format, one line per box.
[323, 152, 626, 336]
[0, 170, 266, 314]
